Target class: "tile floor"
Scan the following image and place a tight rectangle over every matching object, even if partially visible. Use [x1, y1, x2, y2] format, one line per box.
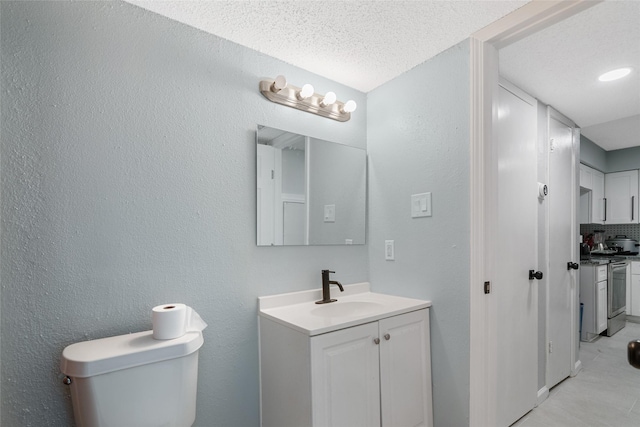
[513, 321, 640, 426]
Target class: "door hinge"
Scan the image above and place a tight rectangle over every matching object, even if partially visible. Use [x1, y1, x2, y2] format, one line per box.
[549, 341, 553, 354]
[271, 170, 274, 179]
[550, 138, 555, 152]
[484, 281, 491, 294]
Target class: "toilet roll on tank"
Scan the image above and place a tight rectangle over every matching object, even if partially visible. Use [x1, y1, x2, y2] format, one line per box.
[152, 303, 207, 340]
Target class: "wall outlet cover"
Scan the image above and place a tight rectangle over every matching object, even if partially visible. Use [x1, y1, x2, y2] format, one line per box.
[385, 240, 395, 261]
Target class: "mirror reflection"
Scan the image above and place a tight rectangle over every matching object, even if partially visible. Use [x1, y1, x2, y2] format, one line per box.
[256, 125, 366, 246]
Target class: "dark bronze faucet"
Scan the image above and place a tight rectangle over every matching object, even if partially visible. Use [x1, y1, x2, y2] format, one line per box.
[315, 270, 344, 304]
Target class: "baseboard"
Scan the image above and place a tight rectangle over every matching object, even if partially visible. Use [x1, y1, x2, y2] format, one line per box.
[536, 386, 549, 407]
[571, 359, 582, 377]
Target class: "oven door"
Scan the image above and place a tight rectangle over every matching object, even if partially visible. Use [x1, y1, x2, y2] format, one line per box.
[609, 262, 627, 318]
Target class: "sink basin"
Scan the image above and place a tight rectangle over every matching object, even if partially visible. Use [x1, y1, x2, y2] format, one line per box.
[311, 301, 383, 318]
[259, 283, 431, 336]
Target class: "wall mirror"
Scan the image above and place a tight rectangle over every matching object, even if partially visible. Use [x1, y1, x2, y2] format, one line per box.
[256, 125, 366, 246]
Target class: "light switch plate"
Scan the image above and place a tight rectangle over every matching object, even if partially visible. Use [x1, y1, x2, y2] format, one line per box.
[324, 204, 335, 222]
[385, 240, 395, 261]
[411, 192, 432, 218]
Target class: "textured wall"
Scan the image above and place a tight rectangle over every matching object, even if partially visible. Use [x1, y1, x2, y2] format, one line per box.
[367, 42, 471, 426]
[0, 2, 367, 426]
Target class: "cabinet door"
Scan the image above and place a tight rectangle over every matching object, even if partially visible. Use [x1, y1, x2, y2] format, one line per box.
[605, 170, 639, 224]
[310, 322, 380, 427]
[597, 281, 608, 333]
[580, 164, 593, 190]
[379, 309, 433, 427]
[632, 275, 640, 316]
[592, 169, 605, 224]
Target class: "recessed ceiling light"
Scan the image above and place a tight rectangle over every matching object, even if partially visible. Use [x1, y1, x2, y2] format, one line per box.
[598, 67, 632, 82]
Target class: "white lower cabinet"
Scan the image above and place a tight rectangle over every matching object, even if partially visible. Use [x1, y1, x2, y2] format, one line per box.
[260, 309, 433, 427]
[597, 281, 608, 332]
[580, 264, 608, 341]
[630, 262, 640, 316]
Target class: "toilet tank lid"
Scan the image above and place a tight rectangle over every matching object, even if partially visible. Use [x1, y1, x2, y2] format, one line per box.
[60, 330, 203, 378]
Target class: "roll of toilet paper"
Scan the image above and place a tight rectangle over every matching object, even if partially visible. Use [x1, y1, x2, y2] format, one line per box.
[152, 303, 207, 340]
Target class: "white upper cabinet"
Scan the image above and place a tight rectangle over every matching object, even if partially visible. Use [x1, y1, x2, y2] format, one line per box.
[580, 164, 593, 190]
[604, 170, 639, 224]
[579, 164, 605, 224]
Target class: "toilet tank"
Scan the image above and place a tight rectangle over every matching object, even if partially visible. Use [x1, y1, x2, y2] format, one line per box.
[61, 330, 204, 427]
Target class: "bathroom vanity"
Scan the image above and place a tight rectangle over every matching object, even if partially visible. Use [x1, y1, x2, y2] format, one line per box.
[258, 283, 433, 427]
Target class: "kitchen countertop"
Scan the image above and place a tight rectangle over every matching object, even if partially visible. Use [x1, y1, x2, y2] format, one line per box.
[582, 254, 640, 264]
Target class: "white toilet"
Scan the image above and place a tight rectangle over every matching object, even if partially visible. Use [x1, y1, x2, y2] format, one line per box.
[61, 330, 203, 427]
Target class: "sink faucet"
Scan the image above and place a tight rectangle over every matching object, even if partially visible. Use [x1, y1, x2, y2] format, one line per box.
[315, 270, 344, 304]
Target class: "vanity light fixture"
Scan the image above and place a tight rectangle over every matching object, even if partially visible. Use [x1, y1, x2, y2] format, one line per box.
[598, 67, 632, 82]
[341, 100, 357, 114]
[320, 91, 336, 107]
[259, 75, 356, 122]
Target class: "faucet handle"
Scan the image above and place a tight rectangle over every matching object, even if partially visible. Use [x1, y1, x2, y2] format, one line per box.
[322, 270, 336, 274]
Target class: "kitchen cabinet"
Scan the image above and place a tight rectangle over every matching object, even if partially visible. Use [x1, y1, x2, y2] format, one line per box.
[580, 264, 608, 341]
[579, 164, 605, 224]
[580, 163, 593, 190]
[604, 170, 639, 224]
[260, 308, 433, 427]
[630, 262, 640, 316]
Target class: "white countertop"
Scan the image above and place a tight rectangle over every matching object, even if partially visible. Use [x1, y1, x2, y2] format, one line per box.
[258, 282, 431, 336]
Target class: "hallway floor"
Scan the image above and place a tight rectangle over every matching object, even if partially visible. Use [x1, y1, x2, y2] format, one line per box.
[513, 321, 640, 426]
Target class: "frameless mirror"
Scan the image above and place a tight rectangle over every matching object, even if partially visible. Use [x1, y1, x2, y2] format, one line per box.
[256, 125, 366, 246]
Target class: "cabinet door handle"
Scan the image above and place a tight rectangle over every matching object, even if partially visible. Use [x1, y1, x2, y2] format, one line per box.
[633, 196, 635, 221]
[373, 338, 380, 345]
[604, 198, 607, 222]
[384, 333, 391, 341]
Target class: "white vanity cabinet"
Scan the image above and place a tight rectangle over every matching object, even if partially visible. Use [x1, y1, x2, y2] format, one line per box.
[258, 284, 433, 427]
[604, 170, 639, 224]
[311, 309, 431, 427]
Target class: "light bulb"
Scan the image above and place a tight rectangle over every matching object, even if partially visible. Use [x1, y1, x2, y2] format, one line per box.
[341, 100, 357, 113]
[598, 67, 632, 82]
[320, 91, 336, 107]
[297, 84, 314, 100]
[271, 75, 287, 92]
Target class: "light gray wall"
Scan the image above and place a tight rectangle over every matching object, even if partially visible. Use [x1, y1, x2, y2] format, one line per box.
[367, 41, 471, 427]
[607, 146, 640, 173]
[0, 2, 368, 426]
[308, 140, 366, 244]
[580, 135, 607, 171]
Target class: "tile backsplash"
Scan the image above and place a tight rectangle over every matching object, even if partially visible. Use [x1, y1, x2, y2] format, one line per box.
[580, 224, 640, 242]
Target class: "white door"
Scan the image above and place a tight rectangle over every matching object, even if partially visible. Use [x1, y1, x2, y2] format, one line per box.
[379, 310, 433, 427]
[283, 201, 306, 245]
[310, 322, 381, 427]
[257, 144, 276, 245]
[495, 80, 538, 427]
[546, 109, 576, 388]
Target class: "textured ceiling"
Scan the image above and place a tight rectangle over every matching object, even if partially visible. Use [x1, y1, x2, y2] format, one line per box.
[126, 0, 528, 92]
[126, 0, 639, 151]
[500, 1, 640, 151]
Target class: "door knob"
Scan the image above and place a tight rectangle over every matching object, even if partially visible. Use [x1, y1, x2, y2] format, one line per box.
[529, 270, 543, 280]
[567, 262, 579, 270]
